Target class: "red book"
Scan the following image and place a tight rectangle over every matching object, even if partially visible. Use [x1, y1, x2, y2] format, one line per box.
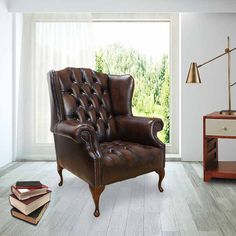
[13, 184, 48, 190]
[11, 185, 48, 200]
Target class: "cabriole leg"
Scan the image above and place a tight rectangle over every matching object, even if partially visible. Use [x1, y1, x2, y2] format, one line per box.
[89, 185, 105, 217]
[156, 169, 165, 192]
[57, 165, 63, 186]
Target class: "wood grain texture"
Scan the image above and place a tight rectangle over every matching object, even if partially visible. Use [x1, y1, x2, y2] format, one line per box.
[1, 161, 236, 236]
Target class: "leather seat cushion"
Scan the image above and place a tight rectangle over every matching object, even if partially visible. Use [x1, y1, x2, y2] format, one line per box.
[100, 140, 163, 185]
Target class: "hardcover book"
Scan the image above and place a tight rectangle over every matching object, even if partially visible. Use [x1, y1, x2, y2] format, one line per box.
[11, 203, 49, 225]
[11, 185, 48, 201]
[9, 190, 51, 215]
[15, 181, 44, 189]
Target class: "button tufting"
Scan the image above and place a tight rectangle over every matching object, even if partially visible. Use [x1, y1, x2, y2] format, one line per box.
[60, 68, 116, 142]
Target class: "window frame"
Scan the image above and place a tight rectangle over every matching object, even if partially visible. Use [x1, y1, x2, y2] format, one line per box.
[14, 13, 180, 160]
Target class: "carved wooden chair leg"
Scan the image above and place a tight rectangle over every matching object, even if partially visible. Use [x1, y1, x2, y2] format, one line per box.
[57, 165, 63, 186]
[89, 185, 105, 217]
[156, 169, 165, 192]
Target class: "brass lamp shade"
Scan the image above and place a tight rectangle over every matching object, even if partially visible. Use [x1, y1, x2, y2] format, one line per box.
[186, 62, 201, 83]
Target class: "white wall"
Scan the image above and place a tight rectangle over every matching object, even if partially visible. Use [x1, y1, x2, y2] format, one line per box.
[0, 0, 12, 167]
[7, 0, 236, 13]
[181, 13, 236, 161]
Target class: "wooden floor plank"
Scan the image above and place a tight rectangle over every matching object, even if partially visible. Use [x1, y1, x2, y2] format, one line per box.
[124, 175, 145, 236]
[106, 180, 133, 236]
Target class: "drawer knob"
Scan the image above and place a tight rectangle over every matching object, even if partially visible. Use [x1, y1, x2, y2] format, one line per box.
[222, 126, 228, 131]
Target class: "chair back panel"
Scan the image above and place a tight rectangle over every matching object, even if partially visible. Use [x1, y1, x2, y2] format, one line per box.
[54, 67, 117, 142]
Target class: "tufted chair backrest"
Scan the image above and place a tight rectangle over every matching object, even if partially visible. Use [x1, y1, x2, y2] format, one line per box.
[49, 68, 118, 142]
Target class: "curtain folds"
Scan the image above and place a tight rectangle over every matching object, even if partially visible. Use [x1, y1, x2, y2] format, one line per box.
[16, 14, 94, 160]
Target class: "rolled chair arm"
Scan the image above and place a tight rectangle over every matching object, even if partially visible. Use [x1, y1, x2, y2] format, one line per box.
[54, 120, 102, 159]
[116, 115, 165, 148]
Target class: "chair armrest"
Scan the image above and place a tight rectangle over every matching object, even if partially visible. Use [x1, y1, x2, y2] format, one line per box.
[54, 120, 102, 159]
[116, 115, 165, 148]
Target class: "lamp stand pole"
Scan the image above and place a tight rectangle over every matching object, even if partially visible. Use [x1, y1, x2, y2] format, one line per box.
[220, 36, 236, 115]
[228, 36, 231, 112]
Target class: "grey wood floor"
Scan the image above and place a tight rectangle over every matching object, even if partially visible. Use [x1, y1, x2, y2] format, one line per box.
[1, 162, 236, 236]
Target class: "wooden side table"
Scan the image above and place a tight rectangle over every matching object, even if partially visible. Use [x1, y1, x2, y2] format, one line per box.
[203, 112, 236, 181]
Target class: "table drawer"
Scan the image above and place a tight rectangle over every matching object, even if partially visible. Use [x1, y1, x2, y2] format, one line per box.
[206, 119, 236, 136]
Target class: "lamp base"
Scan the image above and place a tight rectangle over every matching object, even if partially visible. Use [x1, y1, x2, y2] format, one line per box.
[220, 110, 236, 115]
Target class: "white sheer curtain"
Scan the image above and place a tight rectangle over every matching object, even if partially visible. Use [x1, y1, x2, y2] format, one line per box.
[16, 14, 95, 160]
[35, 22, 94, 144]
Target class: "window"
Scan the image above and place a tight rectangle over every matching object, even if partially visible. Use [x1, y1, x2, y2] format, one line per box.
[93, 21, 170, 144]
[15, 13, 179, 160]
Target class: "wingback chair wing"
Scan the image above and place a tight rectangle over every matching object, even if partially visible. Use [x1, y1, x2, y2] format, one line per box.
[48, 67, 165, 217]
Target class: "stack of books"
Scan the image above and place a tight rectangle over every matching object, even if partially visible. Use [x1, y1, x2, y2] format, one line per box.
[9, 181, 51, 225]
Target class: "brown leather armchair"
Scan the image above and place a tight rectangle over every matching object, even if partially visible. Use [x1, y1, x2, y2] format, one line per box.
[48, 68, 165, 217]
